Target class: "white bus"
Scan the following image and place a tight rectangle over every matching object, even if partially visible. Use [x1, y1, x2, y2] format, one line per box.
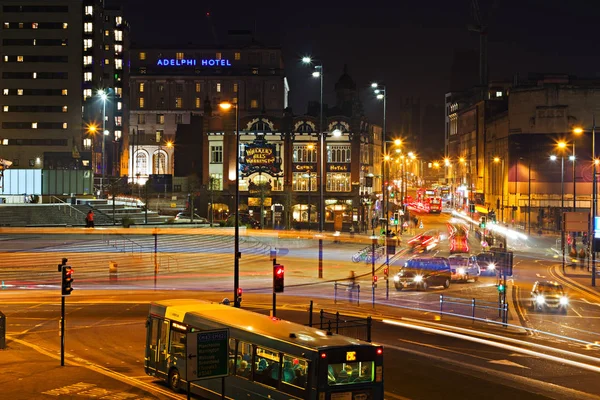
[145, 299, 384, 399]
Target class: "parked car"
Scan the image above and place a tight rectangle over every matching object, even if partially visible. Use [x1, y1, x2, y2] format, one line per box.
[225, 213, 260, 229]
[448, 254, 480, 282]
[530, 281, 568, 314]
[393, 256, 451, 291]
[174, 212, 218, 226]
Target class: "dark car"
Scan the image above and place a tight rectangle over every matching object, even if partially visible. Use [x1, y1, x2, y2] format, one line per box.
[226, 213, 260, 229]
[393, 256, 451, 291]
[530, 281, 569, 314]
[476, 252, 498, 276]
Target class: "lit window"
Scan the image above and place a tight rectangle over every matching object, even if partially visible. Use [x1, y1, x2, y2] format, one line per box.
[104, 59, 109, 65]
[3, 89, 8, 95]
[62, 106, 67, 113]
[114, 44, 122, 53]
[139, 97, 145, 108]
[3, 22, 8, 29]
[115, 130, 122, 140]
[84, 72, 92, 82]
[18, 22, 23, 29]
[250, 99, 258, 109]
[83, 55, 92, 65]
[211, 146, 223, 163]
[115, 116, 122, 126]
[216, 52, 222, 60]
[233, 83, 238, 93]
[175, 97, 182, 108]
[252, 68, 258, 75]
[32, 122, 38, 129]
[115, 87, 122, 97]
[139, 52, 146, 60]
[3, 56, 7, 62]
[83, 88, 92, 100]
[195, 82, 201, 92]
[3, 106, 8, 112]
[32, 23, 38, 29]
[84, 39, 93, 51]
[17, 56, 23, 62]
[115, 59, 122, 69]
[115, 30, 123, 41]
[157, 114, 164, 124]
[496, 91, 503, 97]
[104, 30, 109, 36]
[84, 22, 93, 33]
[176, 52, 184, 60]
[63, 23, 68, 29]
[62, 89, 68, 96]
[117, 102, 122, 110]
[216, 83, 221, 93]
[17, 89, 23, 96]
[62, 123, 68, 129]
[104, 44, 109, 51]
[85, 5, 93, 15]
[195, 97, 201, 108]
[235, 52, 241, 60]
[32, 72, 37, 79]
[115, 16, 122, 25]
[139, 83, 145, 93]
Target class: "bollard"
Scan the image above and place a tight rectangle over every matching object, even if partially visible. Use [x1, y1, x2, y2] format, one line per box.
[0, 311, 5, 349]
[439, 294, 444, 318]
[357, 284, 360, 306]
[334, 282, 337, 304]
[109, 261, 118, 282]
[472, 298, 476, 321]
[308, 301, 313, 327]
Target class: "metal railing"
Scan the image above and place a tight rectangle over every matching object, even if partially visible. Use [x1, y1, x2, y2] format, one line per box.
[439, 294, 508, 325]
[317, 310, 372, 342]
[50, 196, 87, 219]
[334, 282, 361, 305]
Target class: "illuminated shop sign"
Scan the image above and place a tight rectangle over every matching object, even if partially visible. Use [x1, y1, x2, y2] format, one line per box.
[327, 164, 349, 172]
[241, 136, 282, 177]
[293, 164, 314, 172]
[156, 58, 232, 67]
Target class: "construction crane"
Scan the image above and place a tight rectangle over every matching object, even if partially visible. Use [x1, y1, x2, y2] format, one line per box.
[468, 0, 488, 87]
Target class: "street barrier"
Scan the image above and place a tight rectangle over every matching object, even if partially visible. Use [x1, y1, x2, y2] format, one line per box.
[439, 295, 508, 325]
[334, 282, 360, 305]
[318, 309, 372, 342]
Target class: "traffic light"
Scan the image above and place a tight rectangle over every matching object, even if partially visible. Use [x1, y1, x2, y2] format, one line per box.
[273, 264, 284, 293]
[497, 283, 505, 293]
[373, 275, 378, 284]
[383, 267, 389, 279]
[469, 203, 475, 213]
[390, 192, 395, 198]
[237, 287, 243, 304]
[480, 216, 487, 229]
[57, 257, 68, 272]
[61, 266, 73, 296]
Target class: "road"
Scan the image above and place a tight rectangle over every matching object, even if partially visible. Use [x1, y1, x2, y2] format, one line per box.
[2, 291, 600, 399]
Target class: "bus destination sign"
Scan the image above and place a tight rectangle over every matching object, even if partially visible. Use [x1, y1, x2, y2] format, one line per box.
[186, 328, 229, 381]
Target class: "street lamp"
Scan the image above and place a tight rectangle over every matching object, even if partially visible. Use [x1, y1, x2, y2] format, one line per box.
[97, 89, 108, 196]
[302, 56, 325, 232]
[372, 82, 387, 236]
[220, 100, 241, 307]
[493, 157, 505, 222]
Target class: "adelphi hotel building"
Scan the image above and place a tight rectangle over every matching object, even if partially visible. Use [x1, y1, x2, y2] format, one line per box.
[128, 33, 382, 231]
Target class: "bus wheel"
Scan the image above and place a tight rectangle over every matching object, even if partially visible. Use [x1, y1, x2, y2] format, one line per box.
[168, 368, 181, 392]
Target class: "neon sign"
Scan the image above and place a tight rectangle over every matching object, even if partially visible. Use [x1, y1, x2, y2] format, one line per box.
[156, 58, 233, 67]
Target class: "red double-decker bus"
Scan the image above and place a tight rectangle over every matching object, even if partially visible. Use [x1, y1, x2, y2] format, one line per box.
[426, 196, 442, 213]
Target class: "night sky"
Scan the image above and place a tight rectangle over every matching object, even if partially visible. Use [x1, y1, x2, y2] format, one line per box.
[121, 0, 599, 145]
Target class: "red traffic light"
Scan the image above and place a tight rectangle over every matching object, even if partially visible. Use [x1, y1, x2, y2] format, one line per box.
[274, 264, 285, 293]
[373, 275, 378, 282]
[383, 267, 389, 277]
[237, 287, 243, 295]
[275, 266, 284, 275]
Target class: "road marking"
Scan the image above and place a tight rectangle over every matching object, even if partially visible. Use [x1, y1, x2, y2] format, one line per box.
[397, 338, 493, 361]
[488, 359, 530, 369]
[384, 392, 412, 400]
[571, 306, 583, 318]
[535, 273, 547, 278]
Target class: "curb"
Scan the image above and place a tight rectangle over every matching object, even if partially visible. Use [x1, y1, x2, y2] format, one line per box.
[551, 264, 600, 302]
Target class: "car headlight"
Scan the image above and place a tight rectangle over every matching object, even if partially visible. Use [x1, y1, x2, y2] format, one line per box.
[559, 296, 569, 305]
[487, 263, 496, 271]
[413, 275, 423, 283]
[393, 275, 400, 282]
[535, 295, 545, 305]
[457, 267, 465, 275]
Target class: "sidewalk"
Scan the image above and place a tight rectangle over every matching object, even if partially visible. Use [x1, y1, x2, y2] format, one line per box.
[0, 336, 171, 400]
[553, 262, 600, 299]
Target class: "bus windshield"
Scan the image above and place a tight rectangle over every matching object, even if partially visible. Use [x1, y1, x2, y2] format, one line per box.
[328, 361, 374, 385]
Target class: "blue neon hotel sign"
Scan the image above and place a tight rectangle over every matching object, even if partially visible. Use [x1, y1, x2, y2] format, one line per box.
[156, 58, 232, 67]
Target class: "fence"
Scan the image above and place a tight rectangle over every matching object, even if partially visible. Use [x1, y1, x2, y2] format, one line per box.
[311, 309, 372, 342]
[439, 295, 508, 325]
[333, 282, 361, 305]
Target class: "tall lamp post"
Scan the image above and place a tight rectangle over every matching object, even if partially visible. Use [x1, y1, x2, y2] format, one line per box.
[302, 57, 325, 232]
[98, 89, 108, 195]
[371, 83, 387, 234]
[220, 101, 241, 307]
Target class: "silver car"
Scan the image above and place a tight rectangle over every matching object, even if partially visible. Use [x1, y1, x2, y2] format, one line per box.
[448, 254, 480, 282]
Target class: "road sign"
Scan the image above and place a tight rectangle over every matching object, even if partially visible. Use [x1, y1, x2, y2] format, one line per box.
[403, 222, 409, 228]
[186, 329, 229, 381]
[419, 222, 424, 229]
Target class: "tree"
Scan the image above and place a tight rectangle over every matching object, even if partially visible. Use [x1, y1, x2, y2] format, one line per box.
[282, 183, 297, 230]
[254, 180, 271, 230]
[206, 176, 220, 225]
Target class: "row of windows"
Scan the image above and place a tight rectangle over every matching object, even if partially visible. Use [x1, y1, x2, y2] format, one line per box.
[2, 38, 67, 46]
[138, 96, 257, 110]
[3, 105, 67, 113]
[3, 55, 68, 63]
[291, 173, 352, 192]
[2, 122, 67, 129]
[293, 145, 318, 163]
[137, 81, 275, 94]
[3, 5, 68, 12]
[3, 22, 68, 30]
[2, 88, 67, 96]
[1, 138, 67, 146]
[292, 172, 317, 191]
[2, 72, 68, 79]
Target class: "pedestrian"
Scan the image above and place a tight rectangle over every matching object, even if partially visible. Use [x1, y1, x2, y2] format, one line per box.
[85, 210, 95, 228]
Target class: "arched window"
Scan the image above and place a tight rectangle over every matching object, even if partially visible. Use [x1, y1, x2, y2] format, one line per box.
[297, 122, 314, 133]
[249, 120, 270, 132]
[135, 152, 147, 174]
[153, 152, 166, 174]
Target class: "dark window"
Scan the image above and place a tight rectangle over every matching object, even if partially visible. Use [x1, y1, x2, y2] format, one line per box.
[3, 5, 68, 12]
[12, 159, 19, 166]
[2, 72, 67, 79]
[5, 55, 67, 63]
[2, 122, 65, 129]
[6, 138, 67, 146]
[4, 22, 65, 29]
[4, 105, 64, 112]
[3, 88, 64, 96]
[3, 38, 67, 46]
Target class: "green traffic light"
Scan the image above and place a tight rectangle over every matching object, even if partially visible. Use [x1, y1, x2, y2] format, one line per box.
[498, 284, 505, 293]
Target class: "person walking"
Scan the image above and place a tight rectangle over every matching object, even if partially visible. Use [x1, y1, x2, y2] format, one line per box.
[85, 210, 95, 228]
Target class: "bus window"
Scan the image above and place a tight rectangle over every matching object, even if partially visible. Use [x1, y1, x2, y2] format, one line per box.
[328, 361, 374, 385]
[282, 355, 307, 389]
[237, 341, 252, 379]
[169, 330, 186, 361]
[228, 338, 237, 375]
[254, 346, 280, 387]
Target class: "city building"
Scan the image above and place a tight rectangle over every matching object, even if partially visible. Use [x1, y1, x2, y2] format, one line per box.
[0, 0, 128, 181]
[127, 33, 289, 184]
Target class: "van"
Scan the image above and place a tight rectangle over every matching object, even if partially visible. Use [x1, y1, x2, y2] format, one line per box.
[392, 257, 451, 291]
[448, 254, 480, 282]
